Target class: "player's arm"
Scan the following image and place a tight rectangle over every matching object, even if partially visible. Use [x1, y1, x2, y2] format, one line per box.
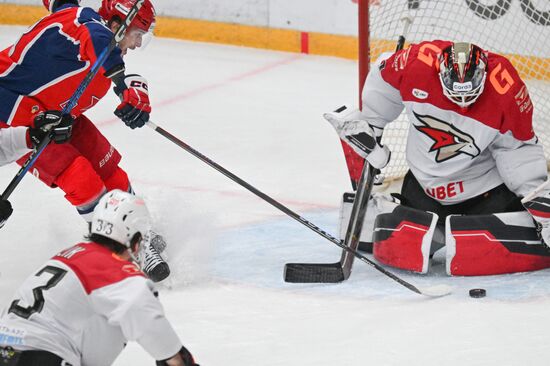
[0, 124, 31, 166]
[89, 276, 196, 364]
[323, 52, 407, 169]
[80, 11, 151, 129]
[488, 72, 547, 198]
[488, 69, 549, 243]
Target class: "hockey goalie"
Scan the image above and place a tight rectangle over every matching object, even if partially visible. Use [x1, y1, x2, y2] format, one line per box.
[328, 40, 550, 276]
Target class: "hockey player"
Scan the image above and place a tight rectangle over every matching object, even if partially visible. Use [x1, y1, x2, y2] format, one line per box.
[326, 41, 550, 275]
[0, 190, 199, 366]
[0, 112, 72, 228]
[0, 0, 169, 281]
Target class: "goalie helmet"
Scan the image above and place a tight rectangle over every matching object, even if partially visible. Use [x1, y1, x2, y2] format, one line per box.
[42, 0, 80, 12]
[438, 42, 488, 108]
[98, 0, 156, 33]
[91, 190, 151, 248]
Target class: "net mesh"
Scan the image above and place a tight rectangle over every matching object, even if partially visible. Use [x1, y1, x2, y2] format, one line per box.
[364, 0, 550, 181]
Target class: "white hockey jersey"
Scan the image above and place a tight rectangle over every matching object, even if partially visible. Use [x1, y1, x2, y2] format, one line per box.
[0, 242, 182, 366]
[361, 40, 547, 204]
[0, 126, 30, 166]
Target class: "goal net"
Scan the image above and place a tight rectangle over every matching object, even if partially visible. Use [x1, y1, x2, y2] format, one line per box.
[358, 0, 550, 182]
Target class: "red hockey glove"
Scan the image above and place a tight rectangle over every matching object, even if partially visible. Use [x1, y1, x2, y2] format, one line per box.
[156, 346, 199, 366]
[114, 74, 151, 129]
[28, 110, 73, 147]
[0, 199, 13, 229]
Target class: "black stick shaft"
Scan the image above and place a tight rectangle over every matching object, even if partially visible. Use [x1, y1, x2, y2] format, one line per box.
[147, 121, 423, 294]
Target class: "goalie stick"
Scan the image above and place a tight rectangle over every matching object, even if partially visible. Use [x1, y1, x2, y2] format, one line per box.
[284, 161, 374, 283]
[146, 121, 451, 297]
[283, 13, 419, 283]
[1, 0, 144, 201]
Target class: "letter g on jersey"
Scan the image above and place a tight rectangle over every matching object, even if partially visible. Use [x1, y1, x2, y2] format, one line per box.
[413, 111, 480, 162]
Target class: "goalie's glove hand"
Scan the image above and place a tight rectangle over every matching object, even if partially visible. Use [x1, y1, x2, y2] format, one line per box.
[324, 105, 391, 170]
[522, 181, 550, 246]
[114, 74, 151, 129]
[156, 346, 199, 366]
[0, 199, 13, 229]
[29, 110, 73, 147]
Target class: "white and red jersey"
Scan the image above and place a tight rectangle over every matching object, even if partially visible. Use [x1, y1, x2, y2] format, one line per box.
[361, 40, 547, 204]
[0, 242, 182, 366]
[0, 125, 30, 166]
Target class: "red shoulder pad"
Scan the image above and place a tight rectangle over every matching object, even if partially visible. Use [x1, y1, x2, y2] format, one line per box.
[54, 242, 145, 294]
[485, 53, 534, 140]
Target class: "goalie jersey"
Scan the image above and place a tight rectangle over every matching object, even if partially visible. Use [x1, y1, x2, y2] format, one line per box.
[361, 40, 547, 204]
[0, 243, 182, 366]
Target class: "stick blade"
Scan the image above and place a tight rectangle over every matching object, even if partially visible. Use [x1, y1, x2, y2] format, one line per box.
[419, 284, 453, 298]
[284, 262, 345, 283]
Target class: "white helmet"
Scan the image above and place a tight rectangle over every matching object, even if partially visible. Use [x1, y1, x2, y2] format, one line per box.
[91, 190, 151, 248]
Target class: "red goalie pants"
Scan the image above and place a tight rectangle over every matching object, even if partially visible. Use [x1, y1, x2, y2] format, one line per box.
[17, 115, 130, 220]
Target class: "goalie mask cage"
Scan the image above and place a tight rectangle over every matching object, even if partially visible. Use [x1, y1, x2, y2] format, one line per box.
[358, 0, 550, 182]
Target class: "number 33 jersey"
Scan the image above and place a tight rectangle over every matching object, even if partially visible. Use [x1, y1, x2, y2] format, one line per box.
[361, 40, 547, 204]
[0, 242, 182, 366]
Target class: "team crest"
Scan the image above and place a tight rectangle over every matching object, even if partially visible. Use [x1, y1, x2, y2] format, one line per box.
[413, 111, 480, 162]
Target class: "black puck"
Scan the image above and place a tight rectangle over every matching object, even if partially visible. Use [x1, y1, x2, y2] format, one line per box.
[469, 288, 486, 298]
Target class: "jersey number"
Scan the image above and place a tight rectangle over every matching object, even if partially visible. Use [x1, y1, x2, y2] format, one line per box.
[8, 266, 67, 319]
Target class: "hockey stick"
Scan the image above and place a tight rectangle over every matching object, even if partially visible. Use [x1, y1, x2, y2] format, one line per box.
[284, 161, 375, 283]
[146, 121, 451, 297]
[1, 0, 144, 201]
[283, 15, 434, 285]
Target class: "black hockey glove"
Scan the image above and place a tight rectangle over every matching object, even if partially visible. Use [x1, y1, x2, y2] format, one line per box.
[156, 346, 199, 366]
[113, 74, 151, 129]
[29, 111, 73, 147]
[0, 199, 13, 229]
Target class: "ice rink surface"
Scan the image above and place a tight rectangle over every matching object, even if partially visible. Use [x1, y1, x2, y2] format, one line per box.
[1, 25, 550, 365]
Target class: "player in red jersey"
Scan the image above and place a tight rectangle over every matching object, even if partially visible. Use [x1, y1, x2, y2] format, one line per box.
[326, 41, 550, 275]
[0, 0, 169, 281]
[0, 190, 199, 366]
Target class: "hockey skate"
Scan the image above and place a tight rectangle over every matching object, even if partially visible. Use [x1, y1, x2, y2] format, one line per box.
[140, 231, 170, 282]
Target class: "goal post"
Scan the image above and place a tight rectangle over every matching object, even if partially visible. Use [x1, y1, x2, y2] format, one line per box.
[357, 0, 550, 182]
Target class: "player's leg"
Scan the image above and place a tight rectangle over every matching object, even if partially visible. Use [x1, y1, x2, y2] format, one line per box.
[16, 141, 106, 222]
[72, 115, 169, 282]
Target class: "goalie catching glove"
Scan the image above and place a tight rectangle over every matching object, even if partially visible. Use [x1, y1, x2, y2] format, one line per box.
[522, 180, 550, 246]
[114, 74, 151, 129]
[324, 105, 391, 170]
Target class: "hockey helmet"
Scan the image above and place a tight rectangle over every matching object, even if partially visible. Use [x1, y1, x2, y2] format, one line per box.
[43, 0, 80, 12]
[438, 42, 488, 108]
[91, 190, 151, 248]
[98, 0, 156, 33]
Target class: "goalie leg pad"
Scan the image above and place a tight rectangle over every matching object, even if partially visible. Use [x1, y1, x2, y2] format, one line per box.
[339, 192, 399, 251]
[372, 205, 438, 274]
[446, 211, 550, 276]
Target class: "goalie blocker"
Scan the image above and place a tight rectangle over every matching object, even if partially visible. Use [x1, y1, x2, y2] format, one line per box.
[339, 193, 550, 276]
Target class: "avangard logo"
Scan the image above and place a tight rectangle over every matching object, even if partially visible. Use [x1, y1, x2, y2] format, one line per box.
[413, 111, 480, 162]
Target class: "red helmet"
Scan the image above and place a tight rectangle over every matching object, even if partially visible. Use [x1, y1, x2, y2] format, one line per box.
[99, 0, 156, 33]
